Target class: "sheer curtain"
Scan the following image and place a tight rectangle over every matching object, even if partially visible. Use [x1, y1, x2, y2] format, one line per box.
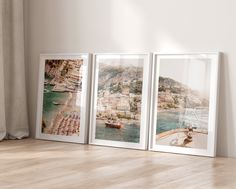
[0, 0, 29, 140]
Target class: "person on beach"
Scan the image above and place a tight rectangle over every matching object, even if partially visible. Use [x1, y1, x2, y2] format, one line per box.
[182, 126, 193, 146]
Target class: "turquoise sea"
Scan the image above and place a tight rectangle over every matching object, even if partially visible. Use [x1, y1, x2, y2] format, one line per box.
[42, 85, 68, 127]
[95, 120, 140, 143]
[156, 109, 209, 134]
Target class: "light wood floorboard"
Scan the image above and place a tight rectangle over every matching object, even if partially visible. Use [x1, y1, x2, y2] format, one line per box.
[0, 139, 235, 189]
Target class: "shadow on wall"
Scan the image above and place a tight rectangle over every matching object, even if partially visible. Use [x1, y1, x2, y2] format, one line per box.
[216, 54, 235, 157]
[108, 0, 185, 52]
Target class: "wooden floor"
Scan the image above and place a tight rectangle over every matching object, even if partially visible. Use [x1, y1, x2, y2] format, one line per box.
[0, 139, 236, 189]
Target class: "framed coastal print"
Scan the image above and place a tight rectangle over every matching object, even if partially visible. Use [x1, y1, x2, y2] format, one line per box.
[89, 53, 151, 149]
[36, 54, 91, 143]
[149, 53, 220, 157]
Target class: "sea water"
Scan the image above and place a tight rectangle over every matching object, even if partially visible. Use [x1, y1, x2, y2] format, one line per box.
[43, 85, 68, 128]
[95, 120, 140, 143]
[156, 108, 209, 134]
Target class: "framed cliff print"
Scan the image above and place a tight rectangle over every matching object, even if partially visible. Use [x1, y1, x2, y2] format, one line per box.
[36, 54, 91, 143]
[89, 53, 151, 149]
[149, 53, 220, 157]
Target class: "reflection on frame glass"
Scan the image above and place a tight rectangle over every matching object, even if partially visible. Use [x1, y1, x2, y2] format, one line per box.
[89, 53, 151, 149]
[149, 53, 220, 157]
[36, 54, 90, 143]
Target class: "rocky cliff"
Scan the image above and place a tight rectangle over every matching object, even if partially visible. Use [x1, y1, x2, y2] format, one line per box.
[98, 64, 143, 95]
[158, 76, 209, 109]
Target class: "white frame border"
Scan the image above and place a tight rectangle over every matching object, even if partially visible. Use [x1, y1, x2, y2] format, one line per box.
[149, 52, 221, 157]
[89, 53, 152, 150]
[36, 53, 91, 143]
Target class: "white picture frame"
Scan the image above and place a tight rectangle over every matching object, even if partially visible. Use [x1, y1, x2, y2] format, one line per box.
[149, 52, 220, 157]
[36, 54, 91, 143]
[89, 53, 151, 150]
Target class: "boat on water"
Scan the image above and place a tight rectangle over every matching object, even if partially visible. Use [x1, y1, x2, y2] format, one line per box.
[53, 101, 60, 105]
[105, 121, 123, 129]
[44, 80, 49, 85]
[44, 89, 50, 93]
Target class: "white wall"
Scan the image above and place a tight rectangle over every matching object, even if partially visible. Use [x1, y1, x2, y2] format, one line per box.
[24, 0, 236, 157]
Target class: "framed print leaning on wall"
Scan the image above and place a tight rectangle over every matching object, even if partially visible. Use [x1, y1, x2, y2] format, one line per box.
[89, 53, 151, 149]
[149, 53, 220, 157]
[36, 54, 90, 143]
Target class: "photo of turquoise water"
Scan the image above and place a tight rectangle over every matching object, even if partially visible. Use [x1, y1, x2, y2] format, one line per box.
[156, 108, 209, 134]
[43, 85, 68, 127]
[95, 120, 140, 143]
[41, 59, 84, 136]
[156, 111, 181, 134]
[156, 109, 209, 134]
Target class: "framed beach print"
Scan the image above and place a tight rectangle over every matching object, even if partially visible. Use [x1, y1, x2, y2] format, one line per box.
[36, 54, 91, 143]
[149, 53, 220, 157]
[89, 53, 151, 149]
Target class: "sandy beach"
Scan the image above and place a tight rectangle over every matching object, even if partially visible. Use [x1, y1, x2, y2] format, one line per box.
[44, 92, 81, 136]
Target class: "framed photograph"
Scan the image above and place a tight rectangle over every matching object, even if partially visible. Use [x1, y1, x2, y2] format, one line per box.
[36, 54, 91, 143]
[89, 53, 151, 149]
[149, 53, 220, 157]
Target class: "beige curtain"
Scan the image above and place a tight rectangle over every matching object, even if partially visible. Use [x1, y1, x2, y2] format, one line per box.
[0, 0, 29, 140]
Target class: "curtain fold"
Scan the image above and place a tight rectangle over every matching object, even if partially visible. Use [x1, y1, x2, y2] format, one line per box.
[0, 0, 29, 140]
